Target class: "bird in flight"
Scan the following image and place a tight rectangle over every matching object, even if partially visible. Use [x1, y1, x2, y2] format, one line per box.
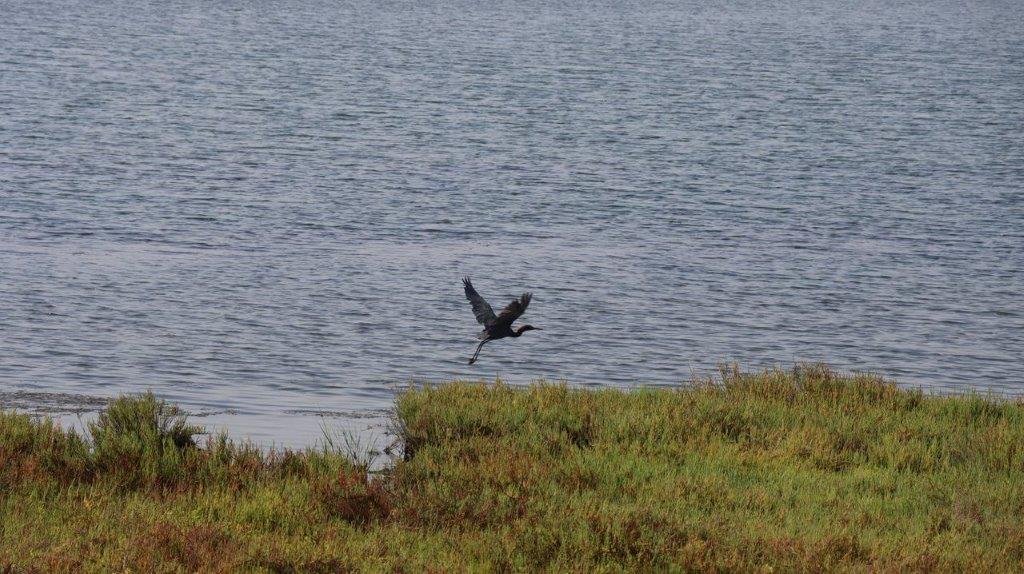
[462, 277, 541, 365]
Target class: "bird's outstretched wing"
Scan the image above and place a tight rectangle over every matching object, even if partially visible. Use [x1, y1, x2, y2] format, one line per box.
[494, 292, 532, 326]
[463, 277, 496, 325]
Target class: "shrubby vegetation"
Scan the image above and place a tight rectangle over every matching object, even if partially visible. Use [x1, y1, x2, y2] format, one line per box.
[2, 365, 1022, 571]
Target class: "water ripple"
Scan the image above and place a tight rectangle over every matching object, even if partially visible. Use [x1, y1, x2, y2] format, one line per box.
[1, 0, 1022, 447]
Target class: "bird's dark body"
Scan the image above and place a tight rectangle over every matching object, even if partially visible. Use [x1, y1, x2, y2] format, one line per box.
[480, 323, 518, 341]
[462, 277, 540, 364]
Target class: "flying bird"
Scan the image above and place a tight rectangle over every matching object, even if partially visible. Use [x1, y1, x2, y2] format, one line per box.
[462, 277, 541, 365]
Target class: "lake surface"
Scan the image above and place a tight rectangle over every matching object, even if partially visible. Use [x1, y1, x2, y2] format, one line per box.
[2, 0, 1022, 448]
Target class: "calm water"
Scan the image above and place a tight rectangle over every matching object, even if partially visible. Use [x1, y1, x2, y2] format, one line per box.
[2, 0, 1022, 447]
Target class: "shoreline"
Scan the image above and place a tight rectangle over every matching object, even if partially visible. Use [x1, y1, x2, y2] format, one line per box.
[0, 388, 395, 454]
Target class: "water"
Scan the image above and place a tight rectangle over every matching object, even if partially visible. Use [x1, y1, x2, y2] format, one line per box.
[2, 0, 1022, 448]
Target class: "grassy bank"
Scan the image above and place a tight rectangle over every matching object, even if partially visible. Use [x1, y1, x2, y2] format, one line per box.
[2, 365, 1023, 572]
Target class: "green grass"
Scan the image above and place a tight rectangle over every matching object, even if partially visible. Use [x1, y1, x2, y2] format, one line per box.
[2, 364, 1023, 572]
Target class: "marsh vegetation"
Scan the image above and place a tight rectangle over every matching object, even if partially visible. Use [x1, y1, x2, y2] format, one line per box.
[2, 365, 1022, 571]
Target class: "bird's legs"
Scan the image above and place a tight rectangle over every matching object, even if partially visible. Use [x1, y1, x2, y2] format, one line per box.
[468, 340, 487, 365]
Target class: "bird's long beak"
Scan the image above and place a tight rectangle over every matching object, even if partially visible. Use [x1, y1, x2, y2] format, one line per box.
[534, 327, 543, 330]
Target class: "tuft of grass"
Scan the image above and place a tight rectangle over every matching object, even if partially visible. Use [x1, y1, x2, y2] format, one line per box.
[2, 364, 1023, 571]
[87, 392, 203, 487]
[0, 407, 89, 487]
